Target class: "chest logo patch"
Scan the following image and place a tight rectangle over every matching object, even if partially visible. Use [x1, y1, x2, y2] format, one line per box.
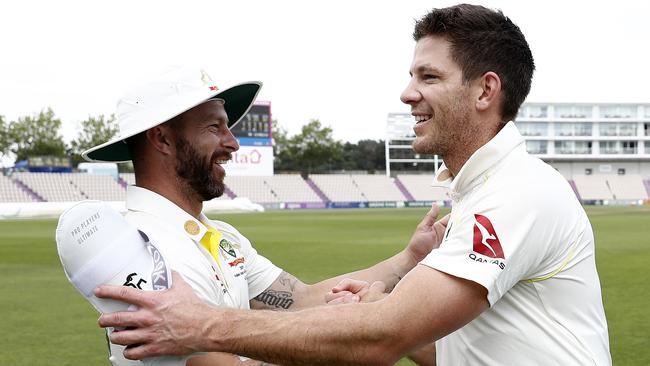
[184, 220, 200, 236]
[219, 238, 238, 257]
[472, 214, 504, 259]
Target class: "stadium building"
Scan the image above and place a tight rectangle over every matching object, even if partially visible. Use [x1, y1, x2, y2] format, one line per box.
[386, 102, 650, 203]
[2, 103, 650, 218]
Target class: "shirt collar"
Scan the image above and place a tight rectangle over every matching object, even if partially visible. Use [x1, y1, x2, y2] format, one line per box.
[432, 122, 524, 195]
[126, 185, 208, 243]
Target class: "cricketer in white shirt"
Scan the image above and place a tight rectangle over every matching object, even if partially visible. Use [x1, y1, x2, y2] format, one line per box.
[124, 185, 282, 312]
[420, 122, 611, 365]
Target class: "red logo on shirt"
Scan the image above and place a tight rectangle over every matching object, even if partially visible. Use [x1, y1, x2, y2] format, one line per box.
[472, 214, 504, 259]
[228, 257, 245, 267]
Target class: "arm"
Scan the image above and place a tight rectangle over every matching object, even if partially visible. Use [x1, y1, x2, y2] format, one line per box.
[251, 206, 450, 310]
[188, 352, 277, 366]
[98, 265, 488, 365]
[407, 343, 437, 366]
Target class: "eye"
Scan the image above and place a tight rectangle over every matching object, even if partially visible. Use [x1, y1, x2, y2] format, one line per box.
[423, 74, 439, 82]
[207, 123, 222, 133]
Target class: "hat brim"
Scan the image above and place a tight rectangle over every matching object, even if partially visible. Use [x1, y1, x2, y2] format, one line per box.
[82, 82, 262, 163]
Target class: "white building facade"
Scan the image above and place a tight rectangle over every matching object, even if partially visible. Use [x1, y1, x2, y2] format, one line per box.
[517, 103, 650, 178]
[386, 103, 650, 179]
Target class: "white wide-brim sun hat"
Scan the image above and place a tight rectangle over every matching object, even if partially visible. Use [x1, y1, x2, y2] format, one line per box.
[82, 65, 262, 162]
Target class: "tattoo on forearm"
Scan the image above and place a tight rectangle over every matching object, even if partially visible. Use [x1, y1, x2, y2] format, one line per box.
[254, 289, 295, 309]
[278, 272, 298, 291]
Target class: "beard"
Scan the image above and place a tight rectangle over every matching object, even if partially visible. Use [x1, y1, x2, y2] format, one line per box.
[174, 135, 226, 201]
[412, 91, 473, 157]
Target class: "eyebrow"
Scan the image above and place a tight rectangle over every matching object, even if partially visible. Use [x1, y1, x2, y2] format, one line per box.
[412, 64, 445, 75]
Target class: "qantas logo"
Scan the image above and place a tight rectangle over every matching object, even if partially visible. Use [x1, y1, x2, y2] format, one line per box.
[228, 257, 245, 267]
[472, 214, 504, 259]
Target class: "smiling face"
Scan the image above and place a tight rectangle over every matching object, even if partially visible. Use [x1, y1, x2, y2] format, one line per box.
[400, 36, 476, 158]
[171, 99, 239, 201]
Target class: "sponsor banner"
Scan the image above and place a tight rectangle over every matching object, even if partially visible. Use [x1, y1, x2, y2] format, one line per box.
[282, 202, 327, 210]
[326, 202, 368, 209]
[404, 200, 452, 208]
[405, 201, 434, 207]
[367, 201, 401, 208]
[237, 137, 272, 147]
[224, 145, 273, 176]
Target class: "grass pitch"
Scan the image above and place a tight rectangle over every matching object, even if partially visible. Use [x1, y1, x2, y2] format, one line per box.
[0, 206, 648, 365]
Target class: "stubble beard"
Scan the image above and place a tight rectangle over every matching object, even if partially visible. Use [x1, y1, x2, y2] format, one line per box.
[174, 136, 225, 202]
[412, 92, 473, 159]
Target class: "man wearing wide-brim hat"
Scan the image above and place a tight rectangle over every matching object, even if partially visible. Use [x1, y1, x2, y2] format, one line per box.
[82, 65, 444, 365]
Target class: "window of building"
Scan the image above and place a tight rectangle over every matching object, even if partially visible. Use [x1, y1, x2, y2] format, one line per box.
[525, 140, 547, 154]
[617, 168, 626, 175]
[645, 141, 650, 153]
[599, 141, 619, 154]
[554, 141, 592, 154]
[518, 122, 548, 136]
[618, 123, 637, 136]
[555, 123, 592, 136]
[529, 106, 547, 118]
[621, 141, 637, 154]
[556, 105, 591, 118]
[574, 123, 592, 136]
[600, 105, 635, 118]
[644, 123, 649, 136]
[585, 168, 592, 175]
[599, 123, 618, 136]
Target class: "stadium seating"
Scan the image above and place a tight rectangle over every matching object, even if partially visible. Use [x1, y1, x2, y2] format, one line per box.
[262, 175, 322, 203]
[350, 174, 408, 202]
[309, 174, 366, 202]
[224, 176, 280, 203]
[13, 172, 85, 202]
[572, 175, 614, 201]
[396, 174, 450, 201]
[604, 174, 649, 200]
[4, 172, 648, 206]
[0, 174, 35, 202]
[68, 173, 126, 201]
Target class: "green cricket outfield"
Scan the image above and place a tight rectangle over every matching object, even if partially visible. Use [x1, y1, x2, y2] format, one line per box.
[0, 206, 648, 365]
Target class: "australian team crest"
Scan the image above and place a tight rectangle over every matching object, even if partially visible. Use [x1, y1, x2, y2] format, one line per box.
[219, 238, 238, 257]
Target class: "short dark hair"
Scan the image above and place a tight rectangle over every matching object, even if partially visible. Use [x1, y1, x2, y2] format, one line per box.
[413, 4, 535, 121]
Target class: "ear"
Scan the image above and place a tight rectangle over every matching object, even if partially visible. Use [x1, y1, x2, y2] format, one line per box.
[475, 71, 501, 113]
[145, 125, 175, 156]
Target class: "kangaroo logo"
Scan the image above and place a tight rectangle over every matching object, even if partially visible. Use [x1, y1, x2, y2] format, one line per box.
[472, 214, 504, 259]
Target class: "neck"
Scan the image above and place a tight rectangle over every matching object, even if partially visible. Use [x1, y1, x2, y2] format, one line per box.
[135, 171, 203, 218]
[443, 120, 504, 178]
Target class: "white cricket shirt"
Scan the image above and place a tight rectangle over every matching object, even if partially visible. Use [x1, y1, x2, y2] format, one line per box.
[420, 122, 611, 365]
[125, 185, 282, 309]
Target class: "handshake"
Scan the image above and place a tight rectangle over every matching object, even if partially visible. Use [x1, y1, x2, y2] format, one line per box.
[326, 278, 388, 305]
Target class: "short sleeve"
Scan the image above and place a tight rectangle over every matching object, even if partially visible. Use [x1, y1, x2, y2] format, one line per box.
[240, 236, 283, 300]
[420, 203, 542, 306]
[211, 220, 282, 300]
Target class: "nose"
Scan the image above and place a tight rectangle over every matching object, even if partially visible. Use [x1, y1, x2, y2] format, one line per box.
[223, 128, 240, 152]
[400, 79, 421, 105]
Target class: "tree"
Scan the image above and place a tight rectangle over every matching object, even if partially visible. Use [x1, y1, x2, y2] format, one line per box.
[69, 114, 118, 166]
[341, 139, 385, 172]
[290, 120, 343, 174]
[272, 119, 343, 174]
[8, 108, 67, 163]
[272, 119, 295, 172]
[0, 115, 9, 157]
